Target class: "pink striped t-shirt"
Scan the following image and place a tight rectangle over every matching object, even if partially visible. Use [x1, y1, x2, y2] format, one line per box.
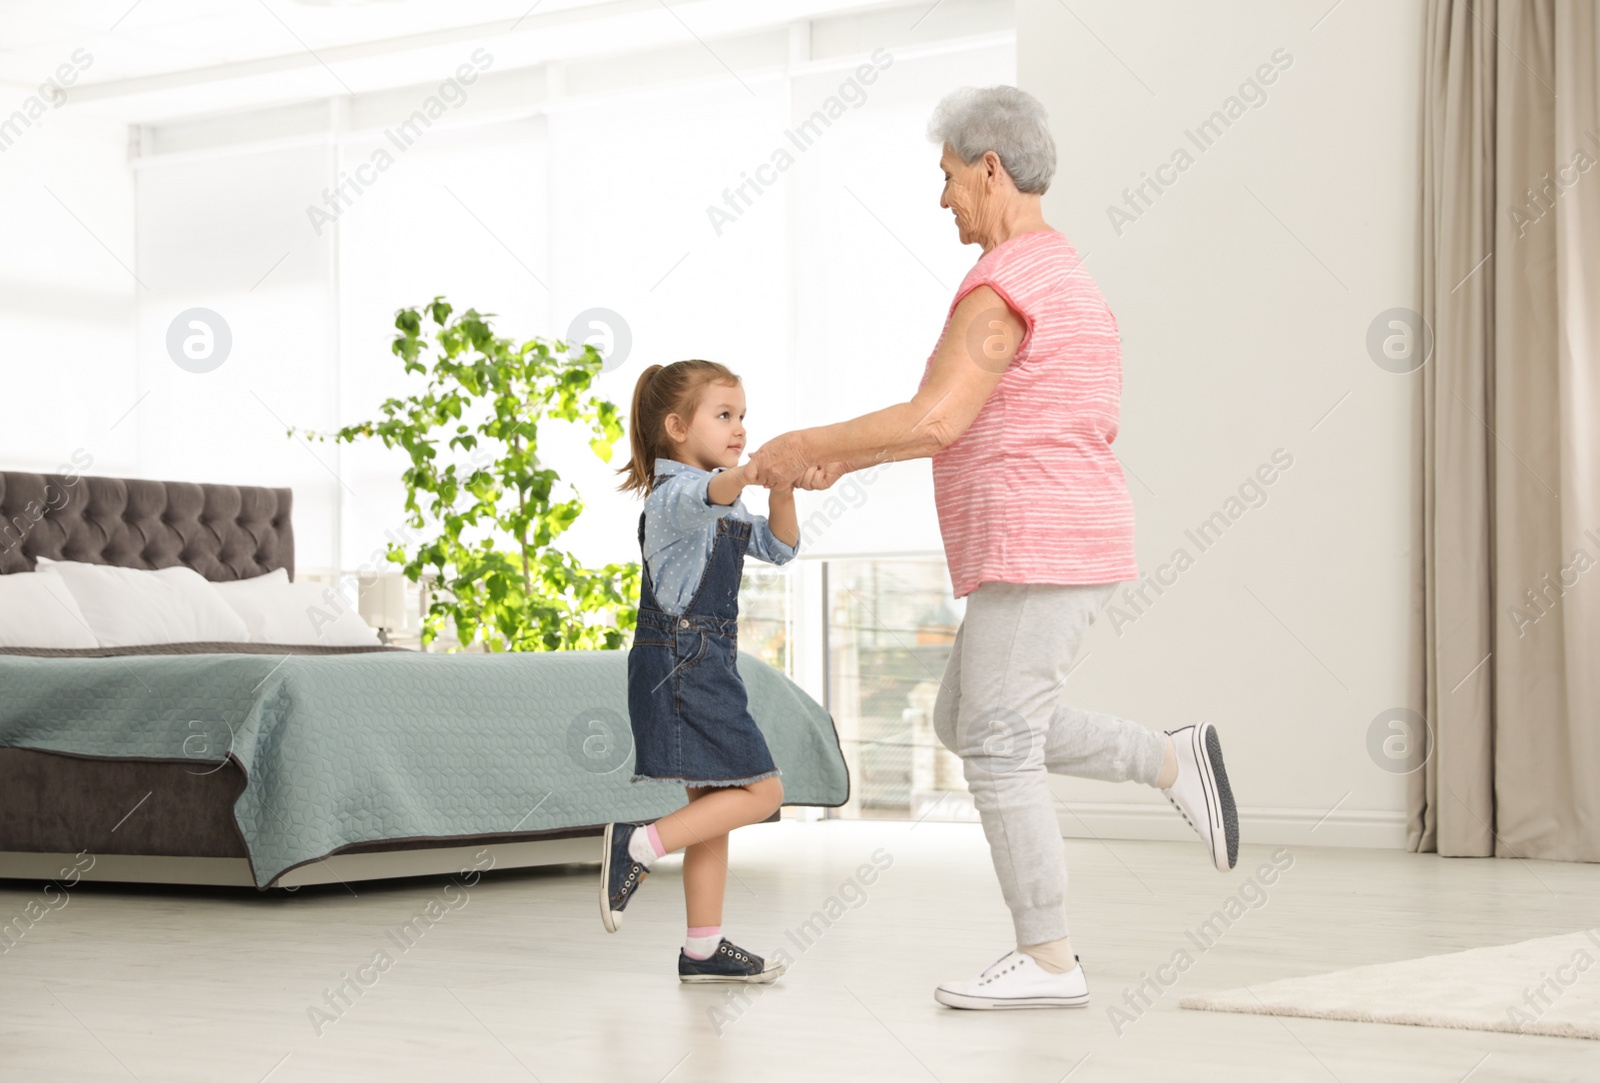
[917, 229, 1137, 598]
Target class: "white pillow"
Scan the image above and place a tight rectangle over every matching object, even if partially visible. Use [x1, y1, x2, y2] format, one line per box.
[0, 571, 101, 649]
[35, 558, 250, 647]
[211, 569, 380, 647]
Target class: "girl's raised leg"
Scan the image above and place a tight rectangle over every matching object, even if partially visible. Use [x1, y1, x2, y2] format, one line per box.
[600, 775, 781, 939]
[654, 776, 783, 854]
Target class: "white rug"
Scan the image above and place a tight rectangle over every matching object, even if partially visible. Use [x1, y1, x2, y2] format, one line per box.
[1179, 928, 1600, 1041]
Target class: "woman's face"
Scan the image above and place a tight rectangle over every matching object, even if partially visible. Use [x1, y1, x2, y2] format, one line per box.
[939, 142, 993, 247]
[669, 381, 746, 471]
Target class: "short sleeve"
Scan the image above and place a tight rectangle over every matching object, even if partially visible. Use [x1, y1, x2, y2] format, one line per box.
[948, 237, 1051, 360]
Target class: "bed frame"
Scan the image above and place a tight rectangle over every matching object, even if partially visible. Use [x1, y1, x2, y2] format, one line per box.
[0, 470, 605, 889]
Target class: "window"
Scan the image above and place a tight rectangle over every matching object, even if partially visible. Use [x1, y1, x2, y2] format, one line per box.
[737, 562, 794, 675]
[820, 558, 975, 820]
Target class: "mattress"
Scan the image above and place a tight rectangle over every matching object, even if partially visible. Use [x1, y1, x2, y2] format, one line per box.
[0, 645, 849, 888]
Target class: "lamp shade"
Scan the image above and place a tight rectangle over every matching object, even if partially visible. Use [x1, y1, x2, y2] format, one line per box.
[357, 573, 409, 630]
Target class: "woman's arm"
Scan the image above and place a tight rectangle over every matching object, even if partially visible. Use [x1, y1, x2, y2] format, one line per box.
[749, 285, 1026, 484]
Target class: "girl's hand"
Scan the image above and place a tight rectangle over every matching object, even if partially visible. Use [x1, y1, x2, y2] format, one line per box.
[793, 463, 844, 491]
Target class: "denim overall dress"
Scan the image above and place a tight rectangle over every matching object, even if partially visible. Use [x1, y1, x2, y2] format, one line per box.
[627, 509, 780, 787]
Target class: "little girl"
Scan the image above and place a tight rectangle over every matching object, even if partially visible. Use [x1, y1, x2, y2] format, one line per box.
[605, 358, 824, 983]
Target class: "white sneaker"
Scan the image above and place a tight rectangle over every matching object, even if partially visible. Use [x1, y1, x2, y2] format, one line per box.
[1161, 722, 1239, 871]
[933, 950, 1089, 1010]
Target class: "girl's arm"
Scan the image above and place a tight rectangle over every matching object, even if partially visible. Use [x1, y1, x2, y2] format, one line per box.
[765, 484, 798, 549]
[706, 462, 749, 507]
[706, 462, 799, 549]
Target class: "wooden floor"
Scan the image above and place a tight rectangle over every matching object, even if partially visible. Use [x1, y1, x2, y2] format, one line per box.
[2, 819, 1597, 1082]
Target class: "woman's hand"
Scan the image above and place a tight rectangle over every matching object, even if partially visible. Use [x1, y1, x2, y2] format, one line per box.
[745, 431, 812, 489]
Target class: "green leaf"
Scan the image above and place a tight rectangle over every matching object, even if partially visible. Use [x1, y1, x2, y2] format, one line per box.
[309, 296, 638, 652]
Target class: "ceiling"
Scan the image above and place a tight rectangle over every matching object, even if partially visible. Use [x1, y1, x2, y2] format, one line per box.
[0, 0, 924, 123]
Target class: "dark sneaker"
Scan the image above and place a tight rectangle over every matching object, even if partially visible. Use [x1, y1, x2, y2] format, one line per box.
[600, 822, 650, 933]
[678, 938, 787, 984]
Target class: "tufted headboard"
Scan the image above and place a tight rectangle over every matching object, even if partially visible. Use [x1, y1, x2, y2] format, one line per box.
[0, 472, 293, 581]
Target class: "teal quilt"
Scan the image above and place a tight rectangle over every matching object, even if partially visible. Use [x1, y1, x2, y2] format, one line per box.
[0, 650, 849, 888]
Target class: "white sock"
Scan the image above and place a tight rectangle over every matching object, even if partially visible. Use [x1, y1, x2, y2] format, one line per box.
[627, 826, 658, 868]
[1157, 736, 1178, 790]
[685, 926, 722, 959]
[1019, 937, 1078, 974]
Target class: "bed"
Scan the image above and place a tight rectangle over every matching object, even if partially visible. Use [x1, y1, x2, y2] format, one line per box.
[0, 471, 849, 890]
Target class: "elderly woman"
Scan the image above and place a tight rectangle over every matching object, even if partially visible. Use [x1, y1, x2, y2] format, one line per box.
[746, 85, 1240, 1010]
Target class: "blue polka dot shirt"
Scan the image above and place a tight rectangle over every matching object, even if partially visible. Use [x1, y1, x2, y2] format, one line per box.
[643, 458, 799, 617]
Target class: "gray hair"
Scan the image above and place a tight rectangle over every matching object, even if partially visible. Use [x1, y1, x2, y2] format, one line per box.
[926, 85, 1056, 195]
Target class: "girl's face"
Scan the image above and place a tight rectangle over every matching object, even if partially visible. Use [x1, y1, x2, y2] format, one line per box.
[667, 380, 746, 471]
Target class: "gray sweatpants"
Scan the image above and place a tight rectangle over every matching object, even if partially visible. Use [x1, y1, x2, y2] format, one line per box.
[932, 580, 1168, 945]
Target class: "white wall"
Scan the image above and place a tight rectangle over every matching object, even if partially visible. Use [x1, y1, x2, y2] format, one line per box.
[1018, 0, 1422, 848]
[0, 96, 137, 480]
[134, 142, 341, 569]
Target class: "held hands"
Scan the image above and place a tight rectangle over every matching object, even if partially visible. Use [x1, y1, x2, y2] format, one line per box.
[783, 464, 836, 493]
[737, 461, 820, 494]
[742, 433, 844, 492]
[750, 463, 841, 493]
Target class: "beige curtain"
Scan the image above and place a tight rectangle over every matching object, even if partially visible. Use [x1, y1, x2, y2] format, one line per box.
[1415, 0, 1600, 861]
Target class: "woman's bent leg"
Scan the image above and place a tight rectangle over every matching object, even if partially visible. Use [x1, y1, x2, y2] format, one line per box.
[1042, 701, 1167, 788]
[1033, 584, 1167, 787]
